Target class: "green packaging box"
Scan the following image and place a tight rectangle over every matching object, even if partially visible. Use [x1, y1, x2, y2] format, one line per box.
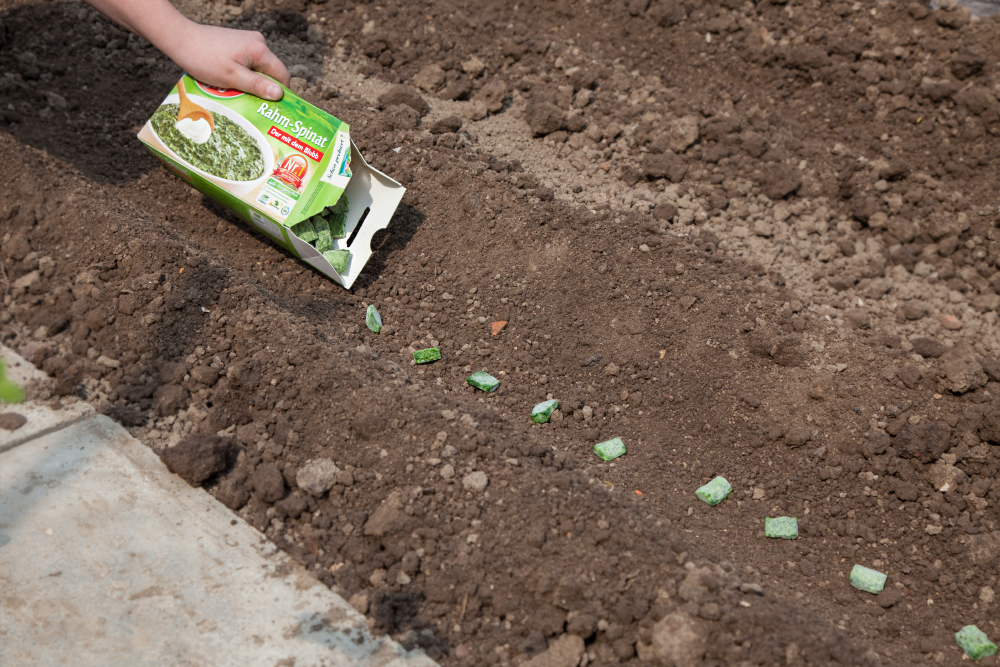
[138, 75, 404, 288]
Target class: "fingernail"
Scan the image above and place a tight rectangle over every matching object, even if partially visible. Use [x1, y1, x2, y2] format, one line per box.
[266, 83, 282, 99]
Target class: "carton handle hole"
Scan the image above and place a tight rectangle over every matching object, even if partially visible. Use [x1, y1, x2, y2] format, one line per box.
[346, 207, 370, 248]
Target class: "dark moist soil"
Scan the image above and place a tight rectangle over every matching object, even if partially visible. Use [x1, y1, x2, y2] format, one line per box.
[4, 1, 1000, 665]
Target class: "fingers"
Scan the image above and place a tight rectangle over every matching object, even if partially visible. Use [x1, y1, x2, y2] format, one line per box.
[179, 26, 291, 101]
[248, 41, 291, 87]
[232, 66, 284, 101]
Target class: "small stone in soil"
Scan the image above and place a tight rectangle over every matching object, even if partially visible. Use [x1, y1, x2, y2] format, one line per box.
[940, 314, 963, 330]
[849, 565, 886, 594]
[695, 476, 732, 506]
[365, 304, 382, 333]
[296, 458, 341, 496]
[531, 399, 559, 423]
[593, 437, 626, 461]
[462, 470, 489, 492]
[764, 516, 798, 539]
[413, 347, 441, 364]
[956, 625, 998, 661]
[467, 371, 500, 392]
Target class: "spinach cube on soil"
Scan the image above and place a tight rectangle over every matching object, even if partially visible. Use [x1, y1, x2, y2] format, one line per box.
[467, 371, 500, 392]
[531, 399, 559, 423]
[849, 565, 886, 594]
[413, 347, 441, 364]
[322, 249, 350, 274]
[291, 219, 317, 243]
[593, 437, 626, 461]
[695, 476, 732, 506]
[764, 517, 798, 539]
[365, 305, 382, 333]
[956, 625, 998, 661]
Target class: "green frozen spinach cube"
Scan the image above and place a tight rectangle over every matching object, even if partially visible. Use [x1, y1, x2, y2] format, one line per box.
[695, 476, 732, 506]
[322, 249, 350, 274]
[956, 625, 999, 661]
[413, 347, 442, 364]
[593, 437, 626, 461]
[291, 219, 317, 243]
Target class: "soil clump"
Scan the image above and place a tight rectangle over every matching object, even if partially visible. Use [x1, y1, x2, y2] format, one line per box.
[4, 1, 1000, 665]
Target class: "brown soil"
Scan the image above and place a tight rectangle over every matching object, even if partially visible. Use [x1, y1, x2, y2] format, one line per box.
[4, 0, 1000, 665]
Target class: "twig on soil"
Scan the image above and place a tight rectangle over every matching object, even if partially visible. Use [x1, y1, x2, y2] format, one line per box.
[0, 261, 9, 300]
[769, 244, 785, 267]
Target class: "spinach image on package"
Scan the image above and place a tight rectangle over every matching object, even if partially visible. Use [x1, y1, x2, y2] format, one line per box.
[138, 75, 405, 288]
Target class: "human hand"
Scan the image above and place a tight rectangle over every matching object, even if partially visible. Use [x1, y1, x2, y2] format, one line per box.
[164, 22, 290, 101]
[82, 0, 291, 100]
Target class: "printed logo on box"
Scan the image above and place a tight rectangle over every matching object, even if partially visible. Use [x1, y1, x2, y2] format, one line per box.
[194, 81, 245, 98]
[273, 154, 309, 189]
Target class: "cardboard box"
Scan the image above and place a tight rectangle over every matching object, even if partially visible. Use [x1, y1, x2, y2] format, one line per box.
[137, 75, 404, 288]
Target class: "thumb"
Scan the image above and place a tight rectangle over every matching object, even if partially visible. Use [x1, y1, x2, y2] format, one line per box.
[233, 66, 284, 101]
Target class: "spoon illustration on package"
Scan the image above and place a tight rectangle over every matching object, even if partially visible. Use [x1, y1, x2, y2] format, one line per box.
[174, 79, 214, 144]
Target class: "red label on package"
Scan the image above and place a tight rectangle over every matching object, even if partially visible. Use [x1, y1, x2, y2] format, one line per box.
[267, 126, 324, 162]
[194, 81, 245, 98]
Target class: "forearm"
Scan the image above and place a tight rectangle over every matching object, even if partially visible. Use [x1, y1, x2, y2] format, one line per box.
[84, 0, 289, 99]
[83, 0, 191, 63]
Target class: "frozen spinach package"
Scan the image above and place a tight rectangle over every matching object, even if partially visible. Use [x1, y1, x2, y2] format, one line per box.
[138, 75, 404, 287]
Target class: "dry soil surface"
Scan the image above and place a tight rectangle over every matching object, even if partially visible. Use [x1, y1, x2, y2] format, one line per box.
[4, 0, 1000, 665]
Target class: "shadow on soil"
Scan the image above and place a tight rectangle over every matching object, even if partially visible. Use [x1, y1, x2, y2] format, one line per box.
[198, 195, 425, 308]
[0, 2, 322, 184]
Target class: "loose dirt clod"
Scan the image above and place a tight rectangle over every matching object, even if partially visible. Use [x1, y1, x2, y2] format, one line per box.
[637, 612, 707, 667]
[0, 412, 27, 430]
[159, 434, 238, 486]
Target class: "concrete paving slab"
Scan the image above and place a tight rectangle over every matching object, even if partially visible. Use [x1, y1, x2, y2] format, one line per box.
[0, 415, 437, 667]
[0, 399, 93, 453]
[0, 344, 92, 453]
[0, 344, 48, 388]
